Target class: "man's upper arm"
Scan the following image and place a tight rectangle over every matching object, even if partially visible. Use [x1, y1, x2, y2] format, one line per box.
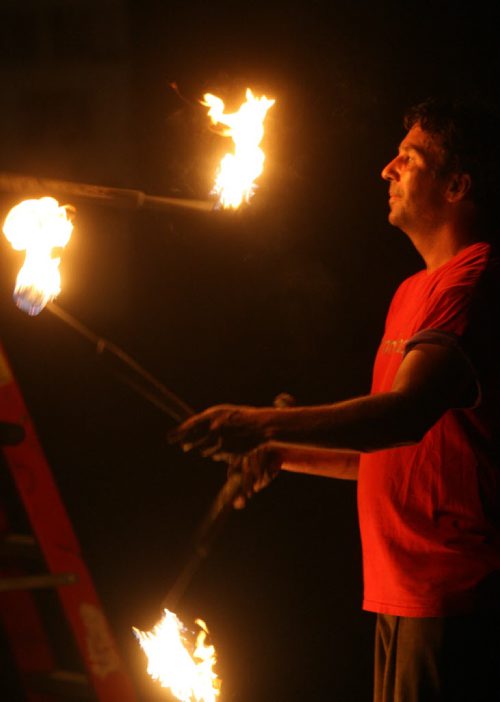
[391, 341, 478, 436]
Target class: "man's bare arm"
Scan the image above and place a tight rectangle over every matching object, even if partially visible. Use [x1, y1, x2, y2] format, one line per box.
[231, 442, 359, 508]
[276, 443, 359, 480]
[261, 342, 477, 451]
[170, 342, 477, 455]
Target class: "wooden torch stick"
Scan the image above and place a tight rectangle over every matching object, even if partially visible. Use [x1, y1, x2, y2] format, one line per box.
[0, 172, 214, 214]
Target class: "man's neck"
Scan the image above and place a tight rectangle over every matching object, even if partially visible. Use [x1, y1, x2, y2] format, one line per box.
[407, 224, 480, 273]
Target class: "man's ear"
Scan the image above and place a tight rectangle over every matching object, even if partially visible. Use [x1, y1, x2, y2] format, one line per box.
[446, 172, 472, 203]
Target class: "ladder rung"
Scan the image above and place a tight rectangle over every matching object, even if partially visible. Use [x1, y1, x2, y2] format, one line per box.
[0, 572, 77, 591]
[0, 533, 43, 563]
[24, 669, 95, 700]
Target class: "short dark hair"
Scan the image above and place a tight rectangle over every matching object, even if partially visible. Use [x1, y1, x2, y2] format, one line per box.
[404, 97, 500, 227]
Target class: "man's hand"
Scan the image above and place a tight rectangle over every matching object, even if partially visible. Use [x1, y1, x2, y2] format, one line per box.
[229, 444, 283, 509]
[168, 404, 270, 457]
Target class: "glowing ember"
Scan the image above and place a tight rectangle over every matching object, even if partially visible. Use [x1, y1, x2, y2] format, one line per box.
[2, 197, 74, 316]
[133, 609, 220, 702]
[203, 88, 275, 209]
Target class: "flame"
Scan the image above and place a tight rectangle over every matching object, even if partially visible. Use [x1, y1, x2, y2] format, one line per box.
[203, 88, 275, 209]
[133, 609, 220, 702]
[2, 197, 74, 316]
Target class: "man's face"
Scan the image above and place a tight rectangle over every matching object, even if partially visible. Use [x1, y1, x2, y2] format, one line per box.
[381, 124, 450, 233]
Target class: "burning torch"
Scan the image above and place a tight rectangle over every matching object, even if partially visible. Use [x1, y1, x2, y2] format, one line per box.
[1, 87, 276, 701]
[203, 88, 275, 209]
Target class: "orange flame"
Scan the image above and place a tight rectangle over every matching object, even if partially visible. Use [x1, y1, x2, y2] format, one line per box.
[133, 609, 220, 702]
[2, 197, 74, 315]
[203, 88, 275, 209]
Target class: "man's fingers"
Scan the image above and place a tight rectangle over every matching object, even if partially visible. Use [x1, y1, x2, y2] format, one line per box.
[167, 410, 219, 446]
[253, 475, 270, 493]
[200, 436, 224, 458]
[167, 423, 198, 446]
[186, 431, 229, 455]
[227, 457, 243, 507]
[167, 405, 240, 452]
[233, 494, 247, 510]
[168, 419, 215, 454]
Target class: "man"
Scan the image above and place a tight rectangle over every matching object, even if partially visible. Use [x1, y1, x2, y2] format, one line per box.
[170, 98, 500, 701]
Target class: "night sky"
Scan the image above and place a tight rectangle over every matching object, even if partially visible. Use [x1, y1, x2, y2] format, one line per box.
[1, 1, 500, 700]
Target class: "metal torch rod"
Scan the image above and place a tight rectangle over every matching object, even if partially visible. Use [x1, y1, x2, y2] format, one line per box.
[45, 301, 243, 606]
[161, 471, 242, 610]
[46, 302, 194, 422]
[162, 391, 295, 610]
[0, 171, 213, 214]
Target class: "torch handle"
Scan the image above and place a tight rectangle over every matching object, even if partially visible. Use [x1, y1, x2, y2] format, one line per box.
[44, 299, 288, 610]
[46, 302, 194, 423]
[161, 471, 242, 610]
[162, 393, 295, 610]
[0, 171, 213, 213]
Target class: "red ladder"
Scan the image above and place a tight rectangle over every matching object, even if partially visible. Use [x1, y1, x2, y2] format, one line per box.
[0, 341, 138, 701]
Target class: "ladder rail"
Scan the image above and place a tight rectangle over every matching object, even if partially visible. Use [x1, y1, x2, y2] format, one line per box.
[0, 342, 138, 701]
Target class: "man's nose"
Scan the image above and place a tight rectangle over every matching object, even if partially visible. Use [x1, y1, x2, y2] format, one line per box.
[381, 156, 398, 181]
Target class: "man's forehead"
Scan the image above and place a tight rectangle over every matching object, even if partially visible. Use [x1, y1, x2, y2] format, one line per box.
[399, 124, 443, 158]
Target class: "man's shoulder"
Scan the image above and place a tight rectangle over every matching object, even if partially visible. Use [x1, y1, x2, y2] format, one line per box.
[387, 241, 499, 320]
[434, 241, 495, 291]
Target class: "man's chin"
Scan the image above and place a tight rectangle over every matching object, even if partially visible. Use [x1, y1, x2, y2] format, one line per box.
[387, 204, 405, 227]
[387, 211, 411, 236]
[388, 211, 400, 226]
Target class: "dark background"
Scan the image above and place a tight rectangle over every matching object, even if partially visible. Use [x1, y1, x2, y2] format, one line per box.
[0, 1, 499, 700]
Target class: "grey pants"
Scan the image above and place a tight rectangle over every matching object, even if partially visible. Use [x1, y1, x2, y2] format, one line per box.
[374, 612, 500, 702]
